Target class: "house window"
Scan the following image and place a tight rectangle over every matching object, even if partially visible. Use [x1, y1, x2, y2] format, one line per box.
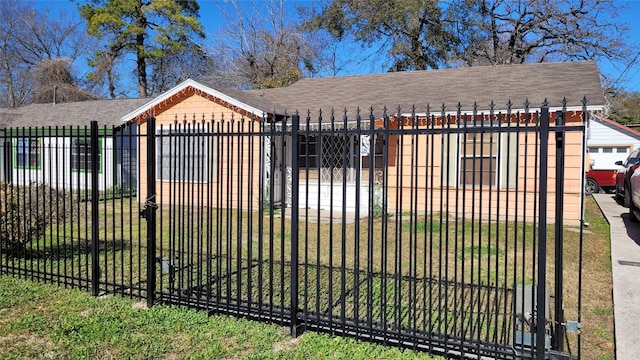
[299, 135, 319, 168]
[297, 134, 360, 183]
[16, 138, 41, 169]
[459, 132, 499, 186]
[602, 147, 613, 153]
[156, 129, 212, 183]
[616, 147, 629, 153]
[442, 127, 517, 188]
[71, 138, 101, 172]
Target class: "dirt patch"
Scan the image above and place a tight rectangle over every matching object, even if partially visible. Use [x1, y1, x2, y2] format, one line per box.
[132, 301, 148, 309]
[273, 336, 300, 352]
[0, 333, 55, 355]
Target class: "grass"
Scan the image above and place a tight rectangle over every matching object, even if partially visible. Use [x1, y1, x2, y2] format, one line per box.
[564, 196, 615, 360]
[0, 195, 614, 359]
[0, 275, 440, 359]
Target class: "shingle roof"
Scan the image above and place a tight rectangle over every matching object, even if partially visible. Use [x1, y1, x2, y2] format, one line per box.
[198, 81, 280, 113]
[247, 61, 604, 115]
[0, 98, 151, 129]
[54, 61, 603, 127]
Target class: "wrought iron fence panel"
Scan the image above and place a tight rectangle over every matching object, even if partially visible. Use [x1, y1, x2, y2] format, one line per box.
[0, 100, 587, 360]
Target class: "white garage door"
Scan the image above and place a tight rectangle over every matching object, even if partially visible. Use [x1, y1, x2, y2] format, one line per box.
[588, 146, 631, 169]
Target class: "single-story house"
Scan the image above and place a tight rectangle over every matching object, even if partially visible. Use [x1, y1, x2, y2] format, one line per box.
[120, 61, 605, 225]
[587, 115, 640, 169]
[0, 98, 149, 191]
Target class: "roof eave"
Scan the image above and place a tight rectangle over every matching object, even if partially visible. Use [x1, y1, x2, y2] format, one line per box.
[405, 104, 604, 118]
[120, 79, 267, 122]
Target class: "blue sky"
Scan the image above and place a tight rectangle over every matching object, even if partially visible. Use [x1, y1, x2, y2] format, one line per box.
[599, 0, 640, 92]
[32, 0, 640, 93]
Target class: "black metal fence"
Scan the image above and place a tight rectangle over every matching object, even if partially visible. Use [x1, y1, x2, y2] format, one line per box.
[0, 100, 587, 359]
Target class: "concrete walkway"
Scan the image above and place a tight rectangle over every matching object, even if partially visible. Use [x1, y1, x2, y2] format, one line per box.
[592, 193, 640, 360]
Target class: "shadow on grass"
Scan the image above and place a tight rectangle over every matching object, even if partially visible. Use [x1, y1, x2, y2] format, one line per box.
[1, 238, 132, 260]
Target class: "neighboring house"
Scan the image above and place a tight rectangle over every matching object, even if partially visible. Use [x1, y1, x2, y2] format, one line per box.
[0, 98, 149, 191]
[121, 61, 605, 225]
[587, 115, 640, 169]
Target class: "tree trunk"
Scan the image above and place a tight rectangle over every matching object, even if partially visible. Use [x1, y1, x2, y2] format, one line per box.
[107, 67, 116, 99]
[1, 40, 17, 108]
[136, 0, 147, 98]
[137, 44, 147, 98]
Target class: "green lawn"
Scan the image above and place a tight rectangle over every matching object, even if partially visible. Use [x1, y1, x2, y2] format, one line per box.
[1, 195, 614, 359]
[0, 275, 440, 359]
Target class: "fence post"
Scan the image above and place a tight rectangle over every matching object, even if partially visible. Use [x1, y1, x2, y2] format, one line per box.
[537, 105, 550, 359]
[290, 113, 303, 337]
[91, 121, 100, 296]
[553, 107, 566, 351]
[146, 117, 157, 308]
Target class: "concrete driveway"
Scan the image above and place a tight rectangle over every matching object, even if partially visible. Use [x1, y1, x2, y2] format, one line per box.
[592, 193, 640, 360]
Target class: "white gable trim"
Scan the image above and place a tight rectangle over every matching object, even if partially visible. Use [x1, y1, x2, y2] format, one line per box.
[120, 79, 265, 122]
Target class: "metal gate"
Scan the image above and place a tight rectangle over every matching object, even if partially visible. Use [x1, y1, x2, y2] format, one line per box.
[143, 100, 587, 359]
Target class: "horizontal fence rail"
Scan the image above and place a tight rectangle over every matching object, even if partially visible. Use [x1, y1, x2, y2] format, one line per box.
[0, 123, 146, 297]
[0, 100, 587, 360]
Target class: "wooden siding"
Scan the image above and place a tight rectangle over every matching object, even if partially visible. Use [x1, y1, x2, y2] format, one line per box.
[385, 121, 585, 225]
[136, 92, 586, 226]
[138, 94, 263, 209]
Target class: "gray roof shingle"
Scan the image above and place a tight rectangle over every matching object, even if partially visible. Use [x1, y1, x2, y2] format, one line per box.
[198, 80, 281, 113]
[247, 61, 604, 116]
[0, 98, 151, 129]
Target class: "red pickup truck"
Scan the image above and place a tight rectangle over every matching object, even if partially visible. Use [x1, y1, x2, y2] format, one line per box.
[585, 169, 617, 194]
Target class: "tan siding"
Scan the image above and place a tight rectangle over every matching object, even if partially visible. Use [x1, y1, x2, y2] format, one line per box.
[138, 94, 263, 209]
[136, 93, 586, 226]
[386, 118, 585, 225]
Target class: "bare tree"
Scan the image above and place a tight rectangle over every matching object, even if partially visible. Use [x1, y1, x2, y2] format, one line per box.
[32, 58, 95, 104]
[147, 43, 218, 95]
[208, 0, 317, 89]
[450, 0, 632, 66]
[301, 0, 633, 72]
[0, 2, 94, 107]
[0, 2, 28, 108]
[86, 47, 123, 99]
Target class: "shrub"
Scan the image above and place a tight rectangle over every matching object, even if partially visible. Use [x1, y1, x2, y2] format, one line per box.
[0, 182, 78, 255]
